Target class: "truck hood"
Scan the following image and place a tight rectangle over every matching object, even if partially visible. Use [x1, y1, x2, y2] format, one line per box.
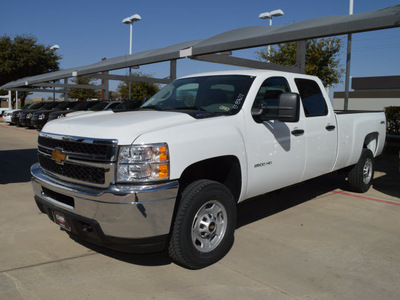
[42, 110, 196, 144]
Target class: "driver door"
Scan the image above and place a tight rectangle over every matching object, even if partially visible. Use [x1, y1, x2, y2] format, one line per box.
[244, 76, 307, 199]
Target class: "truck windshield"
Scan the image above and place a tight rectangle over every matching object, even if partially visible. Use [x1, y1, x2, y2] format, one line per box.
[141, 75, 255, 117]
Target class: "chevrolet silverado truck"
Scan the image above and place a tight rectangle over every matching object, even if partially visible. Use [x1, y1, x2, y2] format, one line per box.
[31, 70, 386, 269]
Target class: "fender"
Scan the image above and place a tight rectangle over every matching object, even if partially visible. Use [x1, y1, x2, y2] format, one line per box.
[134, 113, 249, 200]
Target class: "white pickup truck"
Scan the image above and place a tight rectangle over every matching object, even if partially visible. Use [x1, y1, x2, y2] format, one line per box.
[31, 70, 386, 269]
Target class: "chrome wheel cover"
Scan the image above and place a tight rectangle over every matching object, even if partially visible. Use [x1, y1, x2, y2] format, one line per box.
[191, 200, 227, 253]
[363, 158, 373, 184]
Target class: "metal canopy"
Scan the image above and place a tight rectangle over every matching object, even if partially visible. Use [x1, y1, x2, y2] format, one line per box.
[190, 5, 400, 56]
[1, 40, 202, 89]
[2, 4, 400, 91]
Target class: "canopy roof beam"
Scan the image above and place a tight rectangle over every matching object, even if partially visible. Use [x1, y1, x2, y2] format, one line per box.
[191, 53, 300, 72]
[82, 73, 172, 84]
[7, 88, 65, 93]
[31, 82, 106, 90]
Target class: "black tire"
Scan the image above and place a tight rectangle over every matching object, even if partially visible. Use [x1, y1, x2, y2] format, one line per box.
[168, 180, 236, 269]
[348, 148, 374, 193]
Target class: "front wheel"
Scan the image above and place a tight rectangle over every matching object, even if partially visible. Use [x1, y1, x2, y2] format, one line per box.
[348, 148, 375, 193]
[168, 180, 236, 269]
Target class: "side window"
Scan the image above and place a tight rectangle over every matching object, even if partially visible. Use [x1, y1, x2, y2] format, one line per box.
[252, 77, 291, 119]
[295, 78, 328, 117]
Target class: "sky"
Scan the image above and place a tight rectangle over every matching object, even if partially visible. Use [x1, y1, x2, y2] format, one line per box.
[1, 0, 400, 100]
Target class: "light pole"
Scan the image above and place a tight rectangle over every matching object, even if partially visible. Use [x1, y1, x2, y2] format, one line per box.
[122, 14, 141, 100]
[259, 9, 284, 60]
[344, 0, 353, 110]
[50, 45, 60, 101]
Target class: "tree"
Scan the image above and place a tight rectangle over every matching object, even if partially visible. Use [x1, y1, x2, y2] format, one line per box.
[0, 34, 61, 106]
[68, 77, 100, 100]
[118, 72, 160, 100]
[255, 38, 343, 87]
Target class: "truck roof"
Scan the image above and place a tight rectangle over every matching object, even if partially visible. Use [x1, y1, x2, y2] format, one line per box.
[180, 69, 319, 81]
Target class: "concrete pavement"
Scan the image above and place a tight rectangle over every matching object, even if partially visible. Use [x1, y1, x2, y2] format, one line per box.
[0, 122, 399, 299]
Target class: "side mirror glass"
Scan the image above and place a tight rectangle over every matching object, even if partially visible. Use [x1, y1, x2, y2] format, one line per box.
[252, 92, 300, 123]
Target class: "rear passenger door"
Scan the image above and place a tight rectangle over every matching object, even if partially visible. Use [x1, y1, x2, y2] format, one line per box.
[294, 78, 338, 180]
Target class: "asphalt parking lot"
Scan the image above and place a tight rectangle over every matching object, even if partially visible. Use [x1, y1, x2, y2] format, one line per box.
[1, 121, 399, 300]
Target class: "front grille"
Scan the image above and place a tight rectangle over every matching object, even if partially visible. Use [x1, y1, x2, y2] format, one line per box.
[39, 155, 105, 184]
[37, 133, 118, 187]
[39, 136, 109, 157]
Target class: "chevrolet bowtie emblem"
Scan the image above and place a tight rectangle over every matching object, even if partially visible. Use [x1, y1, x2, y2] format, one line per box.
[51, 148, 66, 164]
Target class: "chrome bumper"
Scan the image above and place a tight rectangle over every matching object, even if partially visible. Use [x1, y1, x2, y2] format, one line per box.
[31, 163, 179, 240]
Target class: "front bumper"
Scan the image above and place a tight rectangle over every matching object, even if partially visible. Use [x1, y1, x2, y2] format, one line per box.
[31, 118, 42, 128]
[19, 118, 31, 127]
[11, 117, 19, 124]
[31, 163, 179, 252]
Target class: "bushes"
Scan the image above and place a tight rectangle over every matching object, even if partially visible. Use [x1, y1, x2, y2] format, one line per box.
[385, 106, 400, 135]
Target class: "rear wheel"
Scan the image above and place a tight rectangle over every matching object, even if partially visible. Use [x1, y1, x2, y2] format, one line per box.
[168, 180, 236, 269]
[348, 149, 374, 193]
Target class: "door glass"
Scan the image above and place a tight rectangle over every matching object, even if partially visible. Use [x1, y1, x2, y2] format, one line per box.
[252, 77, 291, 121]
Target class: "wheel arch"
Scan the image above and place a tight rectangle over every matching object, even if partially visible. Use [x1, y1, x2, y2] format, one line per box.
[177, 155, 242, 203]
[363, 132, 379, 156]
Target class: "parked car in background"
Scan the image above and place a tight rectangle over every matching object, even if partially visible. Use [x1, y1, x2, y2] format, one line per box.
[19, 102, 59, 127]
[0, 97, 9, 116]
[62, 101, 124, 119]
[2, 110, 12, 122]
[112, 100, 142, 112]
[89, 100, 122, 111]
[0, 107, 8, 117]
[11, 102, 47, 125]
[2, 103, 34, 124]
[31, 101, 79, 130]
[48, 101, 99, 121]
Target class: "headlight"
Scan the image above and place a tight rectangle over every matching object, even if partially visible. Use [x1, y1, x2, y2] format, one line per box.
[38, 113, 45, 120]
[117, 143, 169, 182]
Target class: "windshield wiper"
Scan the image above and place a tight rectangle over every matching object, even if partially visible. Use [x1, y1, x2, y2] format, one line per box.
[140, 105, 165, 111]
[174, 106, 229, 118]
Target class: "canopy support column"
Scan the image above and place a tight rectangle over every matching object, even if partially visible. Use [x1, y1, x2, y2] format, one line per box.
[296, 40, 306, 74]
[170, 59, 177, 81]
[64, 78, 69, 101]
[8, 90, 12, 110]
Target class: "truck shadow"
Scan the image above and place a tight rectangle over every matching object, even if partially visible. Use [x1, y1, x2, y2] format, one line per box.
[236, 171, 348, 229]
[0, 149, 38, 184]
[373, 145, 400, 198]
[237, 152, 399, 229]
[69, 236, 172, 267]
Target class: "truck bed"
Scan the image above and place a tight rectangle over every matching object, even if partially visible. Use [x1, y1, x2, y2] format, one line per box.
[333, 110, 386, 171]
